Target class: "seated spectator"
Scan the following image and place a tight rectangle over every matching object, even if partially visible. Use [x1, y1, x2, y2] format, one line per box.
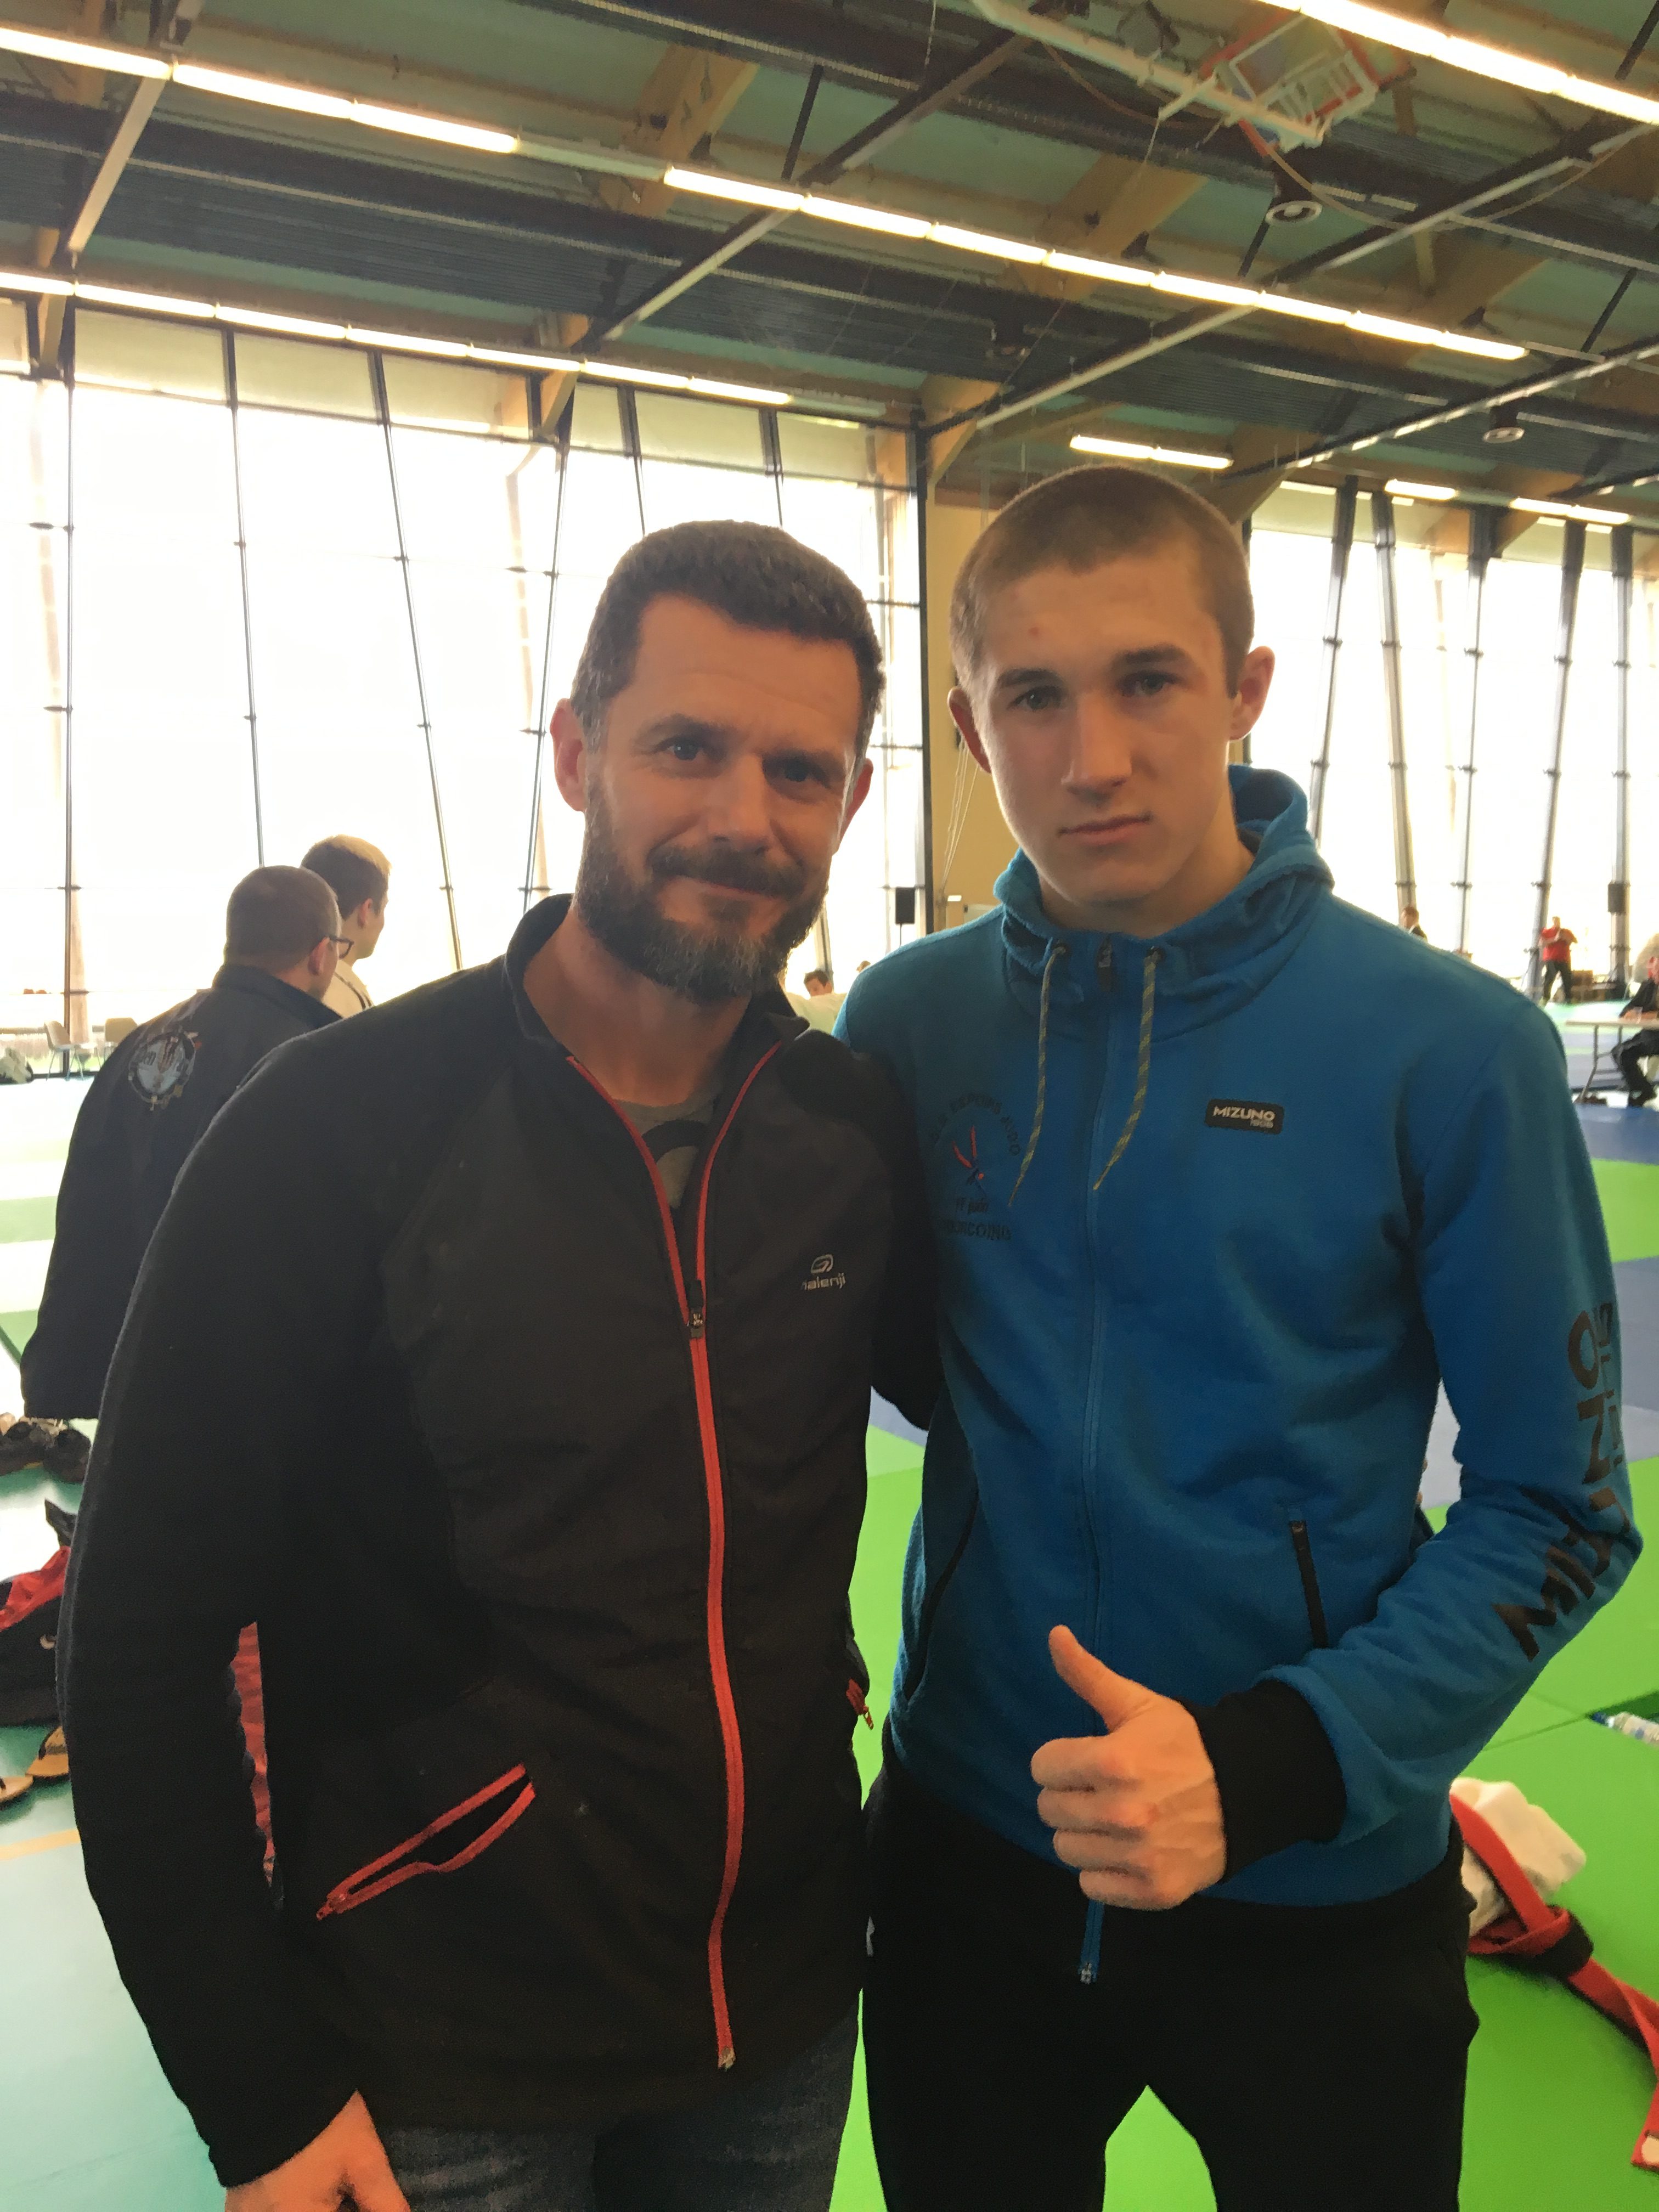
[1616, 952, 1659, 1109]
[299, 836, 390, 1018]
[21, 867, 341, 1418]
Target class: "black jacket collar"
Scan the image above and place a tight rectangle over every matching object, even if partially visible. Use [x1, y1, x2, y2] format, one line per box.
[211, 964, 339, 1030]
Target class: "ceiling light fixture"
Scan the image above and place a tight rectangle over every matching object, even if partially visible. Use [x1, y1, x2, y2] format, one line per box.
[798, 195, 932, 240]
[0, 22, 170, 77]
[172, 62, 520, 153]
[1277, 2, 1659, 130]
[1483, 401, 1526, 444]
[1071, 433, 1232, 470]
[0, 267, 792, 405]
[663, 167, 1526, 363]
[1385, 479, 1457, 499]
[1511, 495, 1632, 526]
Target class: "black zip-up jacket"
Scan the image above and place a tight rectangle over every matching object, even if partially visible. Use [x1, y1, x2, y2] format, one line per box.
[60, 898, 938, 2187]
[22, 964, 337, 1417]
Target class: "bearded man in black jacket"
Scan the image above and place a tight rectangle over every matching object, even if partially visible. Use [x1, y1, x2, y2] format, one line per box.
[60, 522, 938, 2212]
[22, 865, 342, 1418]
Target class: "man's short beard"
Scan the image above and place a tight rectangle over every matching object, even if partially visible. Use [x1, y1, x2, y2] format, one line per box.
[575, 784, 826, 1005]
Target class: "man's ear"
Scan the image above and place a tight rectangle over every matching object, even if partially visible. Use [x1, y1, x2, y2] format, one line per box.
[307, 936, 334, 979]
[1228, 645, 1276, 743]
[835, 752, 876, 848]
[550, 699, 592, 814]
[949, 685, 992, 775]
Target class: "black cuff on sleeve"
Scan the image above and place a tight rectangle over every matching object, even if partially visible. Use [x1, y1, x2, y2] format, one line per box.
[1187, 1680, 1346, 1879]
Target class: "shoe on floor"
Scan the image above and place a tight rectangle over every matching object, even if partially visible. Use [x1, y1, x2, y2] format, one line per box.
[27, 1727, 66, 1783]
[0, 1773, 34, 1809]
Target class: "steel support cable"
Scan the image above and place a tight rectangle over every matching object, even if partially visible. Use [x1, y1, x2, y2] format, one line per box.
[1372, 488, 1417, 914]
[1528, 520, 1587, 995]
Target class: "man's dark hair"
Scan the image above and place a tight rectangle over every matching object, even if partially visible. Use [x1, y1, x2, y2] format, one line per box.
[951, 464, 1255, 695]
[570, 521, 884, 757]
[224, 867, 340, 972]
[300, 836, 389, 919]
[804, 968, 831, 987]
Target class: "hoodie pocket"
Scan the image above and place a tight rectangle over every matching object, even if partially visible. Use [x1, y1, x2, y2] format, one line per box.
[1288, 1516, 1330, 1650]
[900, 1479, 980, 1703]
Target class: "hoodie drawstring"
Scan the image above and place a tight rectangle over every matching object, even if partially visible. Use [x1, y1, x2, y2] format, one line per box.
[1078, 1895, 1105, 1984]
[1008, 940, 1066, 1206]
[1092, 947, 1160, 1193]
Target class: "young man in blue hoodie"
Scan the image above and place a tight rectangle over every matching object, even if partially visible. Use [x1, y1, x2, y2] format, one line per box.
[840, 466, 1637, 2211]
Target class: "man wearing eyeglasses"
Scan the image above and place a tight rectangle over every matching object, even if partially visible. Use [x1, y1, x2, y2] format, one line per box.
[22, 865, 342, 1421]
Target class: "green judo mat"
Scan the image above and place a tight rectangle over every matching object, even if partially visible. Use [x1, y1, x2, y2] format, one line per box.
[4, 1091, 1659, 2205]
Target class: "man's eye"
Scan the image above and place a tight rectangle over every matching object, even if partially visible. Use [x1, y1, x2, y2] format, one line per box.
[1125, 672, 1174, 698]
[1012, 687, 1062, 711]
[774, 759, 816, 785]
[667, 737, 704, 762]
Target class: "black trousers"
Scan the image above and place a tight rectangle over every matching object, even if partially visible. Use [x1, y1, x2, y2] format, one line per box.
[1616, 1030, 1659, 1098]
[863, 1743, 1476, 2212]
[1539, 956, 1573, 1003]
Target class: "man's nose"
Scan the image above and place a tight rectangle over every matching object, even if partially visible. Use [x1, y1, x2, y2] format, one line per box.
[1065, 692, 1133, 792]
[700, 755, 775, 847]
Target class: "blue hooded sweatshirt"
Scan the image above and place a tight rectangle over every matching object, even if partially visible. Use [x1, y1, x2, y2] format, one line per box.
[840, 767, 1638, 1915]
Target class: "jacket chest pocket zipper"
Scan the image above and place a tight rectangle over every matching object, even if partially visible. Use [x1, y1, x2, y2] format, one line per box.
[1288, 1519, 1330, 1650]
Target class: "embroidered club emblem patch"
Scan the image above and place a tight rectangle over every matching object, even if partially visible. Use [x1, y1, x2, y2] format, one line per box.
[128, 1026, 200, 1111]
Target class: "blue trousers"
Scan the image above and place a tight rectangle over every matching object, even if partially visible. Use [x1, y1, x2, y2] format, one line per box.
[383, 2007, 857, 2212]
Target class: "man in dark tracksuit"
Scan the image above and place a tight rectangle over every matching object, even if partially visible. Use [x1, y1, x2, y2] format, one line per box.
[1615, 952, 1659, 1105]
[22, 866, 342, 1418]
[61, 523, 937, 2212]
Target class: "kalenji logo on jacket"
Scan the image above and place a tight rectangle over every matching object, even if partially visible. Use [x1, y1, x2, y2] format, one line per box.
[1205, 1098, 1284, 1134]
[803, 1253, 846, 1291]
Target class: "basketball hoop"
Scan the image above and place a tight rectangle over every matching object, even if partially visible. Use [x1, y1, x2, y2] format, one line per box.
[1175, 17, 1391, 151]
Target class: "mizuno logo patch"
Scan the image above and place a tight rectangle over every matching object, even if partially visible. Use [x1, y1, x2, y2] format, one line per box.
[1206, 1098, 1284, 1134]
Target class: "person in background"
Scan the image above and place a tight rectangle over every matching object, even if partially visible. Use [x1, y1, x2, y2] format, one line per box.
[61, 521, 936, 2212]
[1400, 905, 1427, 940]
[301, 837, 391, 1018]
[789, 968, 845, 1035]
[1615, 952, 1659, 1108]
[842, 464, 1633, 2212]
[21, 868, 341, 1421]
[1539, 915, 1576, 1003]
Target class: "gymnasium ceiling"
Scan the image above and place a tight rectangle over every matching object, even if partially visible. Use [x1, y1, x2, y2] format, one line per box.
[3, 0, 1659, 531]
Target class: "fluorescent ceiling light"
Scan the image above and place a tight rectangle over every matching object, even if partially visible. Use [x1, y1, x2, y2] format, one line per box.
[466, 345, 581, 373]
[1511, 495, 1632, 526]
[1072, 433, 1231, 471]
[172, 62, 518, 153]
[799, 196, 932, 240]
[1044, 250, 1154, 288]
[0, 22, 169, 77]
[218, 304, 349, 341]
[663, 167, 805, 212]
[658, 166, 1525, 361]
[0, 266, 788, 404]
[0, 266, 74, 298]
[1278, 2, 1659, 131]
[687, 375, 793, 404]
[926, 223, 1048, 264]
[1386, 479, 1457, 500]
[346, 325, 469, 358]
[1280, 480, 1334, 493]
[76, 282, 213, 317]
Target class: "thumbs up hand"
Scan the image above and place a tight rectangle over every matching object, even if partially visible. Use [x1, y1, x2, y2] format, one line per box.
[1030, 1626, 1227, 1911]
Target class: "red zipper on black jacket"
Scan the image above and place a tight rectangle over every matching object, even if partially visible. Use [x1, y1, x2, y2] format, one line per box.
[571, 1043, 781, 2071]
